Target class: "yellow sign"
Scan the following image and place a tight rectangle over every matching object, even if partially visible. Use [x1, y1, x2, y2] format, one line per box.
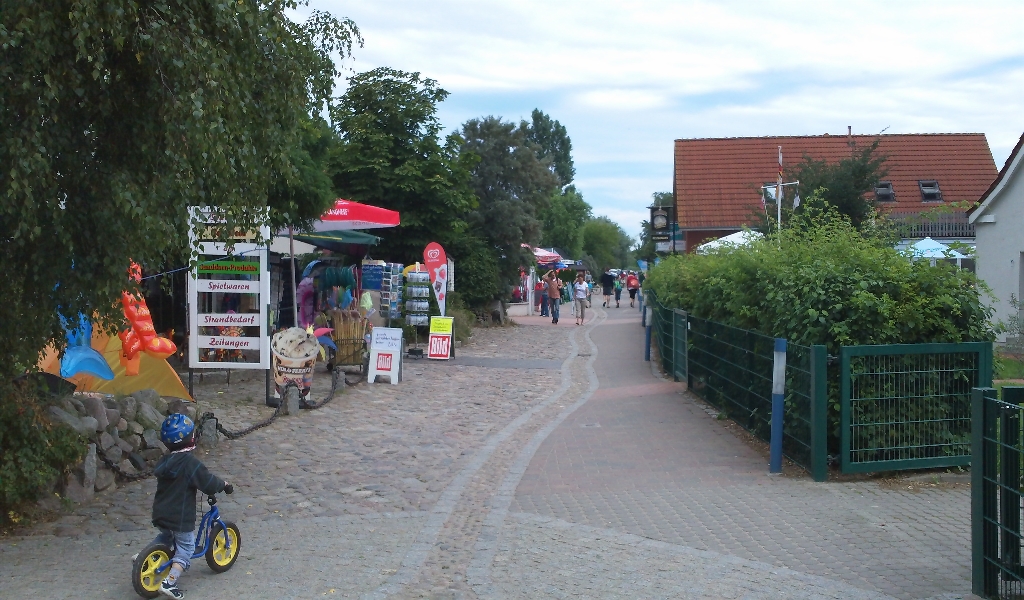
[429, 317, 453, 335]
[403, 262, 427, 277]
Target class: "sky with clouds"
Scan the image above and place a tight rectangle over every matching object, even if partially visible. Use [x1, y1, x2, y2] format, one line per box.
[304, 0, 1024, 240]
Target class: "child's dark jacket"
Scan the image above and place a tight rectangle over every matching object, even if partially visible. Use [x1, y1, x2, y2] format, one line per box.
[152, 451, 225, 532]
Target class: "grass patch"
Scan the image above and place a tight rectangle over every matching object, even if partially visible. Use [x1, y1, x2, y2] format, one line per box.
[996, 354, 1024, 380]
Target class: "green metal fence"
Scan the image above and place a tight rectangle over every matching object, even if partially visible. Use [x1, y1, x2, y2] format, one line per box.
[646, 291, 687, 383]
[839, 343, 993, 473]
[671, 309, 687, 383]
[643, 290, 990, 480]
[685, 315, 823, 476]
[972, 386, 1024, 599]
[649, 294, 673, 375]
[784, 343, 829, 480]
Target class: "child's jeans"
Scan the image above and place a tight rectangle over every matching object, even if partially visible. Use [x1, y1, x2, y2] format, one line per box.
[155, 529, 196, 571]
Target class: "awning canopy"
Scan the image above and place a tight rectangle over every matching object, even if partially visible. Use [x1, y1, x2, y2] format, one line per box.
[908, 237, 966, 259]
[293, 230, 380, 253]
[522, 244, 562, 264]
[697, 230, 763, 254]
[312, 199, 400, 231]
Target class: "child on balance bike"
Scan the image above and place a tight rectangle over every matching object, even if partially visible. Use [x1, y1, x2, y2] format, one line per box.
[148, 414, 232, 599]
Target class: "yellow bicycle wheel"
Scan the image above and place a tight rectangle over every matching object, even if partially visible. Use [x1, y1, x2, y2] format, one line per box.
[205, 521, 241, 572]
[131, 542, 172, 598]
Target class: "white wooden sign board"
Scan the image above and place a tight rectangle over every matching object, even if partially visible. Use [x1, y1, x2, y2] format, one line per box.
[187, 207, 271, 370]
[368, 327, 403, 384]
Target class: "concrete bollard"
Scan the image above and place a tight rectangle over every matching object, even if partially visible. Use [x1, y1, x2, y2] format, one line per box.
[283, 385, 302, 416]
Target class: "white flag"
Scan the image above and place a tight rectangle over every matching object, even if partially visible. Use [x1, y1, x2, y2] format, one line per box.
[793, 192, 801, 209]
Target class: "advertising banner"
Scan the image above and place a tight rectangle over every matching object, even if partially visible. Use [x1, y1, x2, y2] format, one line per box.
[368, 327, 403, 384]
[427, 317, 454, 360]
[423, 242, 448, 316]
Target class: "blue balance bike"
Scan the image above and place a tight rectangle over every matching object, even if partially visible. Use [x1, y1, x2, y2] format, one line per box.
[131, 493, 241, 598]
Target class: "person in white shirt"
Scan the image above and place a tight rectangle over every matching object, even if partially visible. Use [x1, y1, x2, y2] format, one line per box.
[573, 272, 589, 325]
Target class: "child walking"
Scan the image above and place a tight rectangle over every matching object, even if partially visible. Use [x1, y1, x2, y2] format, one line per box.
[150, 414, 232, 599]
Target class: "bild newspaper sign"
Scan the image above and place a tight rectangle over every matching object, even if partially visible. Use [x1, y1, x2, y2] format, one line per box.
[368, 327, 403, 384]
[428, 317, 453, 360]
[186, 207, 270, 370]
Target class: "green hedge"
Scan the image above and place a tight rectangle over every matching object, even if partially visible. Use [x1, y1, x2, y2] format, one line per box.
[645, 219, 993, 352]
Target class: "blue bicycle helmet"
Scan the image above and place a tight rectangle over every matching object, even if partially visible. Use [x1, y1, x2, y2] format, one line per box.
[160, 414, 195, 446]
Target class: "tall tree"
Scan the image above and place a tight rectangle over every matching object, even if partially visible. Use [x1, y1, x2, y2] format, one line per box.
[523, 109, 575, 188]
[269, 117, 342, 233]
[790, 141, 888, 229]
[539, 185, 592, 258]
[330, 68, 477, 263]
[582, 217, 634, 271]
[0, 0, 359, 380]
[461, 116, 560, 287]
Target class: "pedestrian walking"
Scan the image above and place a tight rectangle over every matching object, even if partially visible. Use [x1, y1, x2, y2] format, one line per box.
[536, 278, 548, 317]
[543, 269, 562, 324]
[600, 267, 615, 308]
[626, 271, 640, 308]
[613, 274, 623, 308]
[573, 272, 589, 325]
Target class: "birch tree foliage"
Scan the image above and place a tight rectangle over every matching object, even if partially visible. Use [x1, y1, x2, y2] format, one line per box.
[0, 1, 359, 378]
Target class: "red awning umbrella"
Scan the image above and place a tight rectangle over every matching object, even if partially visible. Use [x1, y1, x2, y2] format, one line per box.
[522, 244, 562, 264]
[312, 199, 400, 232]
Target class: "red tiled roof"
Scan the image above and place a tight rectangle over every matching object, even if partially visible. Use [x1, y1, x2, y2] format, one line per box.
[674, 133, 998, 229]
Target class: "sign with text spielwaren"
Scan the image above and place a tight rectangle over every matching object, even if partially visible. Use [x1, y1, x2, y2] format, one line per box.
[187, 206, 270, 370]
[197, 279, 260, 294]
[368, 327, 403, 384]
[427, 317, 453, 360]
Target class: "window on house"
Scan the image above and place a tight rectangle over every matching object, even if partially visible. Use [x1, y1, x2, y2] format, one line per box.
[874, 181, 895, 202]
[919, 180, 942, 202]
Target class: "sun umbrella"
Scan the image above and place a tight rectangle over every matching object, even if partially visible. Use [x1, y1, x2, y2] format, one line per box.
[522, 244, 562, 265]
[908, 237, 966, 259]
[293, 230, 381, 253]
[312, 199, 400, 231]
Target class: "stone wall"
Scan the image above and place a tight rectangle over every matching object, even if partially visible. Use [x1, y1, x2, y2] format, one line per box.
[46, 389, 201, 504]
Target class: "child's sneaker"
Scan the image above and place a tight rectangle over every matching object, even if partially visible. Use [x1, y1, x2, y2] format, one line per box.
[159, 579, 185, 599]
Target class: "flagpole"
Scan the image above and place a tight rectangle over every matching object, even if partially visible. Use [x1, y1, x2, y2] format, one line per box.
[776, 146, 783, 233]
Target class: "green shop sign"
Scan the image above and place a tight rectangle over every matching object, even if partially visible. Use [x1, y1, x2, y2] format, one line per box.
[198, 261, 260, 275]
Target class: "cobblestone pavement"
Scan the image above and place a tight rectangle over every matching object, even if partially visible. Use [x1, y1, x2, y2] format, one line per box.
[1, 322, 574, 598]
[0, 306, 980, 599]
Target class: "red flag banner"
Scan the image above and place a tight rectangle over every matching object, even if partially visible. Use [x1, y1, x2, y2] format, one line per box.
[423, 242, 448, 316]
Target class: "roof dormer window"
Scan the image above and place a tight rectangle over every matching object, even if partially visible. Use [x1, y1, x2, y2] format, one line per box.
[874, 181, 895, 202]
[919, 180, 942, 202]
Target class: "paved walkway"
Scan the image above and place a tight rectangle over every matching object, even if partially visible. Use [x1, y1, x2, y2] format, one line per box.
[0, 304, 977, 599]
[502, 306, 975, 599]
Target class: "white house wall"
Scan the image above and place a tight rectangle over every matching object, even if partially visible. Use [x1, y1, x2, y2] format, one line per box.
[975, 168, 1024, 341]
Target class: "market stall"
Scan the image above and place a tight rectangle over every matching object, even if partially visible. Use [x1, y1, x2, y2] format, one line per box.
[276, 199, 403, 374]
